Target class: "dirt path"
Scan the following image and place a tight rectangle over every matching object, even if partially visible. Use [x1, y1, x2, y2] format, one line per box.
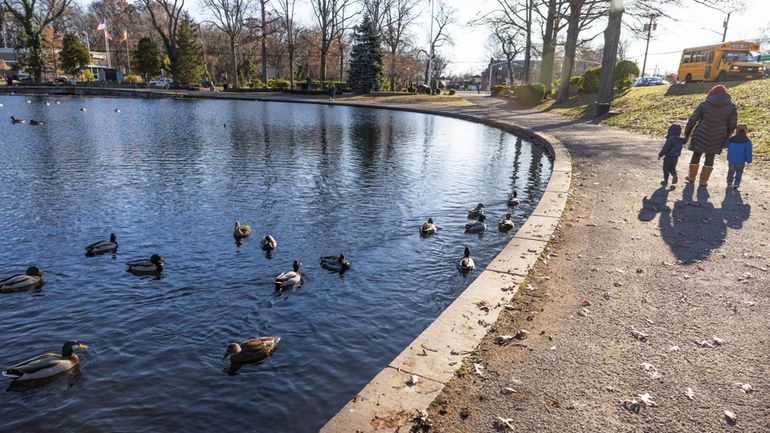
[406, 94, 770, 432]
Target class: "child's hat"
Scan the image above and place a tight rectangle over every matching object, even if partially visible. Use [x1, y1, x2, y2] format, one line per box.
[736, 123, 748, 133]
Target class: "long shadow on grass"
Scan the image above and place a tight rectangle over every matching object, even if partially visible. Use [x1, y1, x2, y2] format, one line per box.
[638, 182, 750, 262]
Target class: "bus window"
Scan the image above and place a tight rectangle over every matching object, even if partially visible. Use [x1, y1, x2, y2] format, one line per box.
[683, 53, 691, 64]
[693, 52, 702, 63]
[723, 51, 754, 62]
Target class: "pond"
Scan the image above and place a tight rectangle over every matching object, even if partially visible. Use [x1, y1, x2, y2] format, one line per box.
[0, 95, 552, 432]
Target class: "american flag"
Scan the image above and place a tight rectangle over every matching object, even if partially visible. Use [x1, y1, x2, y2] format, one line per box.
[96, 19, 106, 32]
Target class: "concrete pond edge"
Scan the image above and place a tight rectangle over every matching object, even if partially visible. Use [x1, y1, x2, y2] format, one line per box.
[316, 104, 573, 433]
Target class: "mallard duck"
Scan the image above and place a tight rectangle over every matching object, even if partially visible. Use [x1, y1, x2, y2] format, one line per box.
[10, 116, 24, 124]
[465, 214, 487, 233]
[499, 213, 515, 231]
[114, 108, 120, 113]
[25, 99, 31, 104]
[260, 234, 277, 251]
[224, 336, 280, 363]
[85, 233, 118, 256]
[233, 221, 252, 239]
[126, 254, 165, 275]
[45, 102, 50, 106]
[3, 341, 88, 381]
[457, 247, 475, 272]
[320, 254, 351, 272]
[420, 218, 438, 235]
[29, 120, 44, 125]
[80, 107, 86, 112]
[275, 260, 302, 290]
[508, 191, 520, 207]
[0, 267, 45, 293]
[467, 203, 485, 220]
[55, 100, 60, 104]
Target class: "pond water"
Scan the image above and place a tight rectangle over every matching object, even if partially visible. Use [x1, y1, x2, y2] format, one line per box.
[0, 95, 552, 432]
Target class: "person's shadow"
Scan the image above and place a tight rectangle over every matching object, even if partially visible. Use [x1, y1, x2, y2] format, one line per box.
[638, 183, 750, 262]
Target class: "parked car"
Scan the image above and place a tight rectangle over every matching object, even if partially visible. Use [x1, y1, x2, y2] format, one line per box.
[634, 76, 667, 87]
[54, 75, 68, 84]
[149, 77, 174, 89]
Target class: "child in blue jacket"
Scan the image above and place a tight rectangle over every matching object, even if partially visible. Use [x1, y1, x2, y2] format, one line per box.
[658, 123, 686, 185]
[726, 123, 752, 190]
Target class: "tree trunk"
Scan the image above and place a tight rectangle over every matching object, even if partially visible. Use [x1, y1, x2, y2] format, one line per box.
[523, 0, 532, 83]
[230, 37, 239, 89]
[390, 49, 396, 91]
[338, 46, 344, 82]
[288, 49, 295, 89]
[556, 1, 582, 103]
[598, 0, 624, 106]
[540, 0, 557, 93]
[261, 0, 268, 85]
[320, 49, 327, 82]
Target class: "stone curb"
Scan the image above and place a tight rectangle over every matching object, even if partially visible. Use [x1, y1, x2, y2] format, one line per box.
[318, 106, 572, 433]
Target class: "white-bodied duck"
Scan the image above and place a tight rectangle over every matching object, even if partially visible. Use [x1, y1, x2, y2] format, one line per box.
[126, 254, 165, 275]
[499, 213, 515, 231]
[0, 267, 45, 293]
[3, 341, 88, 381]
[457, 247, 475, 272]
[85, 233, 118, 256]
[320, 254, 351, 272]
[260, 234, 277, 251]
[233, 221, 252, 239]
[224, 337, 281, 363]
[420, 217, 438, 235]
[467, 203, 485, 220]
[275, 260, 302, 290]
[508, 191, 520, 207]
[465, 214, 487, 233]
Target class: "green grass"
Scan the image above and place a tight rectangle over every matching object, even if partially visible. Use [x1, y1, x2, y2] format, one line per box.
[537, 79, 770, 159]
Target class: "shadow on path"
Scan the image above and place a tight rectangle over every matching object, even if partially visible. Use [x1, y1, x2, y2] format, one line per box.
[638, 183, 751, 262]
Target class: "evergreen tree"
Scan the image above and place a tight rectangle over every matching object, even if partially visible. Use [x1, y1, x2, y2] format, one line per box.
[133, 37, 162, 84]
[174, 14, 205, 86]
[347, 14, 383, 93]
[59, 34, 90, 77]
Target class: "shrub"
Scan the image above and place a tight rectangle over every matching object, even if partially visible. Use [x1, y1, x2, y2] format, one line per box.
[124, 74, 142, 83]
[570, 75, 583, 86]
[268, 78, 290, 89]
[551, 78, 560, 92]
[614, 60, 640, 90]
[83, 69, 95, 82]
[448, 89, 456, 95]
[513, 83, 546, 106]
[580, 66, 601, 93]
[491, 84, 514, 96]
[406, 86, 415, 93]
[250, 78, 265, 88]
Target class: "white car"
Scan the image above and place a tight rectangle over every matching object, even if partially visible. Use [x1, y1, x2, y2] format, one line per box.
[149, 77, 174, 89]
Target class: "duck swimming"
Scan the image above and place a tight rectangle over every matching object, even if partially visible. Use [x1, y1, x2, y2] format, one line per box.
[126, 254, 165, 275]
[29, 120, 44, 125]
[508, 192, 520, 207]
[114, 108, 120, 113]
[465, 214, 487, 233]
[224, 336, 280, 363]
[457, 247, 475, 272]
[10, 116, 24, 124]
[275, 260, 302, 290]
[467, 203, 485, 220]
[0, 267, 45, 293]
[420, 218, 438, 235]
[80, 107, 86, 112]
[320, 254, 351, 272]
[260, 234, 277, 251]
[3, 341, 88, 381]
[499, 213, 514, 231]
[85, 233, 118, 256]
[233, 221, 252, 239]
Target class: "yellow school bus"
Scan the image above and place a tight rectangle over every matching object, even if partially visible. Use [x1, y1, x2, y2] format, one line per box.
[677, 41, 763, 82]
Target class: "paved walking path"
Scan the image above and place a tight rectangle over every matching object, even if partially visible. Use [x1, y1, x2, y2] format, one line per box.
[410, 94, 770, 432]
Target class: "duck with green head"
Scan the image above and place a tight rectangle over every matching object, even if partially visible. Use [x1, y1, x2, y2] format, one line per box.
[275, 260, 302, 290]
[465, 214, 487, 233]
[3, 341, 88, 381]
[126, 254, 165, 275]
[0, 267, 45, 293]
[85, 233, 118, 256]
[499, 213, 514, 231]
[320, 254, 351, 273]
[420, 218, 438, 235]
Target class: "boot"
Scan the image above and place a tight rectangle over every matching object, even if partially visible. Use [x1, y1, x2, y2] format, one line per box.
[699, 166, 714, 187]
[685, 164, 699, 183]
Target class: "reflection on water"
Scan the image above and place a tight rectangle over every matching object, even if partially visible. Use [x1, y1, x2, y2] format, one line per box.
[0, 96, 552, 432]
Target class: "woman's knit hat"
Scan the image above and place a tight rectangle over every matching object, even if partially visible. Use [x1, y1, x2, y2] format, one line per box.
[708, 85, 728, 97]
[736, 123, 748, 133]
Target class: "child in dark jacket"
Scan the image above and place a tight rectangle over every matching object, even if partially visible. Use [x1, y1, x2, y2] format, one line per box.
[726, 123, 753, 189]
[658, 123, 687, 185]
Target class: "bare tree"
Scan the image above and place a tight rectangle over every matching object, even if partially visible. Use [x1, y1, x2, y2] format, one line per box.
[139, 0, 185, 81]
[4, 0, 72, 81]
[489, 19, 523, 84]
[360, 0, 392, 34]
[492, 0, 534, 83]
[556, 0, 583, 102]
[274, 0, 297, 87]
[310, 0, 354, 82]
[424, 0, 454, 83]
[382, 0, 418, 91]
[201, 0, 252, 88]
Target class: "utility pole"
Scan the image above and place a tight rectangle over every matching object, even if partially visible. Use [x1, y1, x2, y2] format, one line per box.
[641, 15, 656, 77]
[722, 11, 731, 42]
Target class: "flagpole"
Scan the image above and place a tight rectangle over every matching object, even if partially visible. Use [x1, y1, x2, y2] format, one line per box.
[104, 28, 111, 68]
[125, 33, 131, 75]
[426, 0, 435, 94]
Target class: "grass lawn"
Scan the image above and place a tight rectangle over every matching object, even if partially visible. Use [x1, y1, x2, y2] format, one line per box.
[536, 79, 770, 160]
[343, 93, 473, 107]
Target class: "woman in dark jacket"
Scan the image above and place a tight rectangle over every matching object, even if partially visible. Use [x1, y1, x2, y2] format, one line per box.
[683, 84, 738, 187]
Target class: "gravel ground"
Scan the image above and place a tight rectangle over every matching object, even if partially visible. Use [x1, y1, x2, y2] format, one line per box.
[418, 95, 770, 433]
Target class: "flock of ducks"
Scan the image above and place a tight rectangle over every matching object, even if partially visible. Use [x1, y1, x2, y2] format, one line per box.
[5, 98, 121, 125]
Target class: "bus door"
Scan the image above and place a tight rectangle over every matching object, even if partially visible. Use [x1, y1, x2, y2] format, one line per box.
[704, 50, 714, 79]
